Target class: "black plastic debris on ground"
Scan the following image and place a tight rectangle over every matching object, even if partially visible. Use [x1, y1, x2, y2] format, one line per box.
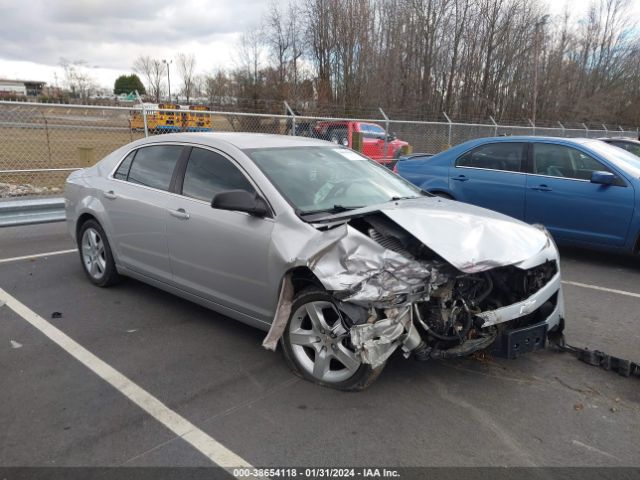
[550, 334, 639, 378]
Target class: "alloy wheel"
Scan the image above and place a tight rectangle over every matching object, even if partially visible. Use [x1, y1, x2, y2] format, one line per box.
[288, 301, 361, 383]
[81, 227, 107, 280]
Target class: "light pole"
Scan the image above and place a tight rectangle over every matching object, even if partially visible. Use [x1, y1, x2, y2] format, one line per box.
[532, 15, 549, 125]
[162, 59, 173, 102]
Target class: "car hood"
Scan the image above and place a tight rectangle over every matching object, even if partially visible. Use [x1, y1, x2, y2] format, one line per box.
[316, 197, 550, 273]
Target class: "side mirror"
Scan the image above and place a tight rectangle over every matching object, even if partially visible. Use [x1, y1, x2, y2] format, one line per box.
[211, 190, 269, 217]
[387, 133, 396, 141]
[590, 171, 615, 185]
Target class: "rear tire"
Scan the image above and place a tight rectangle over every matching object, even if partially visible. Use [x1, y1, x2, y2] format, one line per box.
[77, 219, 121, 287]
[280, 287, 385, 391]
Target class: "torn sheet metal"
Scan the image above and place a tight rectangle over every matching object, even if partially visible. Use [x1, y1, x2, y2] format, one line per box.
[350, 319, 405, 368]
[310, 226, 444, 307]
[349, 307, 413, 368]
[262, 274, 294, 351]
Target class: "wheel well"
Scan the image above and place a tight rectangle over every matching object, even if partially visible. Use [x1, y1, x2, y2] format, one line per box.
[75, 213, 98, 240]
[288, 267, 323, 295]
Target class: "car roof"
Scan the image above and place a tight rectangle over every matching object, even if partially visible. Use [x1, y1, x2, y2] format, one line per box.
[469, 135, 594, 143]
[450, 136, 607, 150]
[136, 132, 332, 150]
[598, 137, 640, 143]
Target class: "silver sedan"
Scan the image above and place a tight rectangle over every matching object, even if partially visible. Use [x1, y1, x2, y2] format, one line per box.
[65, 133, 565, 390]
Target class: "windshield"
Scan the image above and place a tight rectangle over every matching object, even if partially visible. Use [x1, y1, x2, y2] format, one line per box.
[246, 146, 424, 214]
[587, 140, 640, 177]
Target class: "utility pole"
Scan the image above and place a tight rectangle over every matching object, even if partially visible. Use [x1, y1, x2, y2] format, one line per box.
[162, 59, 173, 102]
[532, 15, 549, 125]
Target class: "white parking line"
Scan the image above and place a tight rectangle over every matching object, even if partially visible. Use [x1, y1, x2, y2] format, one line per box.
[0, 289, 255, 474]
[0, 249, 77, 265]
[562, 280, 640, 299]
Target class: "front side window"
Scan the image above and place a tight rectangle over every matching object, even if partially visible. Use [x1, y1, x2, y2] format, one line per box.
[247, 146, 423, 214]
[533, 143, 611, 180]
[456, 142, 525, 173]
[125, 145, 183, 191]
[181, 148, 255, 202]
[360, 123, 385, 139]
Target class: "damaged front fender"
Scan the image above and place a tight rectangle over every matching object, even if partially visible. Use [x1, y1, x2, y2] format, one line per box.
[263, 198, 563, 370]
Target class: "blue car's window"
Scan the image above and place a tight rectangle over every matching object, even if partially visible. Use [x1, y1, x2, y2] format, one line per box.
[533, 143, 611, 180]
[126, 145, 183, 191]
[456, 142, 525, 173]
[588, 141, 640, 175]
[609, 141, 640, 157]
[181, 148, 255, 202]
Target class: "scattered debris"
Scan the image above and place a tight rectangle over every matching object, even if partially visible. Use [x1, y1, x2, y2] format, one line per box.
[0, 182, 61, 198]
[574, 403, 584, 411]
[10, 340, 22, 349]
[126, 329, 138, 333]
[51, 312, 62, 319]
[549, 336, 640, 378]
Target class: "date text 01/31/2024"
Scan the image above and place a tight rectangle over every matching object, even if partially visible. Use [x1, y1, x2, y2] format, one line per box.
[233, 468, 401, 478]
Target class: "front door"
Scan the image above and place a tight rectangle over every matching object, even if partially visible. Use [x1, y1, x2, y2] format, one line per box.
[165, 147, 275, 322]
[525, 142, 634, 246]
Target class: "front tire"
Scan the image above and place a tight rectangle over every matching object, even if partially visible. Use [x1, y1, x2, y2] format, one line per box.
[77, 219, 121, 287]
[280, 287, 385, 391]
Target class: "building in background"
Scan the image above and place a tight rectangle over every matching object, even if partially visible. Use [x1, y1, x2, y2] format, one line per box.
[0, 78, 46, 97]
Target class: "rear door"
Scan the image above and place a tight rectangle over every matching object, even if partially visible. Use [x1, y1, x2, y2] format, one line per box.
[105, 144, 185, 283]
[525, 142, 634, 246]
[448, 142, 527, 219]
[165, 147, 275, 322]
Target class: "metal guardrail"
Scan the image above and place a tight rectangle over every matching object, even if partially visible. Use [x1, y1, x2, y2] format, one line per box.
[0, 197, 65, 227]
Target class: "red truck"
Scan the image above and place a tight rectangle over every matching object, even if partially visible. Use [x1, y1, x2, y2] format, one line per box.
[313, 121, 410, 165]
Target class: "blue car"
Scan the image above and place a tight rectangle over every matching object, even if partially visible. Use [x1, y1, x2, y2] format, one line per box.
[396, 136, 640, 254]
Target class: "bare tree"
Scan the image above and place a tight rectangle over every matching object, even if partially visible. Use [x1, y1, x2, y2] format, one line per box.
[133, 56, 165, 103]
[196, 0, 640, 126]
[204, 70, 230, 106]
[176, 53, 197, 103]
[59, 58, 97, 99]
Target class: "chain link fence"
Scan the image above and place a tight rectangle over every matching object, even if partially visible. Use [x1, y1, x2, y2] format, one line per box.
[1, 100, 638, 199]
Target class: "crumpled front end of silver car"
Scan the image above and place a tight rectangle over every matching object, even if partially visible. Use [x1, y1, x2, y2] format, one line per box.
[263, 199, 565, 368]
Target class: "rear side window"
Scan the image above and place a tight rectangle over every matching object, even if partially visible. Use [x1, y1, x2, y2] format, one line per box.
[533, 143, 611, 180]
[114, 151, 135, 180]
[126, 145, 183, 191]
[181, 148, 255, 202]
[456, 143, 525, 172]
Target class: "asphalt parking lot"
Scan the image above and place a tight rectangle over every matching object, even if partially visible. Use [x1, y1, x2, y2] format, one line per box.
[1, 222, 639, 469]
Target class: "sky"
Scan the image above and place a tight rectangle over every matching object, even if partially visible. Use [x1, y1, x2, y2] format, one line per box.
[0, 0, 638, 91]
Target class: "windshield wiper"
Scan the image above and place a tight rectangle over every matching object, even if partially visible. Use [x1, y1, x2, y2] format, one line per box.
[390, 195, 420, 201]
[299, 205, 363, 216]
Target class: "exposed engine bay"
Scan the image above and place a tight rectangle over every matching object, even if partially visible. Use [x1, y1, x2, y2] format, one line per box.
[263, 203, 563, 369]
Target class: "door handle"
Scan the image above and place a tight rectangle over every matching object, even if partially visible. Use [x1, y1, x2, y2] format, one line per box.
[530, 185, 552, 192]
[104, 190, 117, 200]
[452, 175, 469, 182]
[168, 208, 190, 220]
